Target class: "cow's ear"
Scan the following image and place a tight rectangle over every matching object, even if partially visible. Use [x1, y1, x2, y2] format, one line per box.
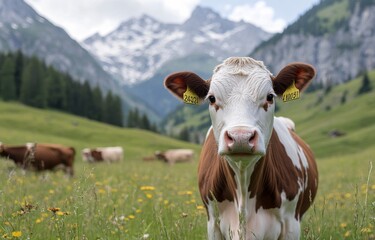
[272, 63, 315, 96]
[164, 71, 209, 103]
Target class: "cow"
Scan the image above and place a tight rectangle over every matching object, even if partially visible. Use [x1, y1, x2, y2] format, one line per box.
[164, 57, 318, 239]
[154, 149, 194, 165]
[82, 147, 123, 163]
[0, 142, 75, 176]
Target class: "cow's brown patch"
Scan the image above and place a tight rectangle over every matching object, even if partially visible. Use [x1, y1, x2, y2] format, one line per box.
[290, 130, 318, 219]
[248, 130, 302, 211]
[198, 130, 236, 207]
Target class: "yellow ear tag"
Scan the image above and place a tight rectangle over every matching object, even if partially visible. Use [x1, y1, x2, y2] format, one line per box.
[282, 81, 300, 102]
[183, 86, 199, 105]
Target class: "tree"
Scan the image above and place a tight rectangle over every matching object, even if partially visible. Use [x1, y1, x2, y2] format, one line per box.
[141, 113, 151, 130]
[14, 51, 23, 98]
[46, 68, 66, 109]
[20, 57, 47, 108]
[103, 92, 123, 126]
[91, 86, 104, 121]
[0, 56, 17, 101]
[357, 72, 372, 95]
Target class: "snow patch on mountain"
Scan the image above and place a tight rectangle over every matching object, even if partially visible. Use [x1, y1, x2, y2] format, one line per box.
[83, 6, 272, 85]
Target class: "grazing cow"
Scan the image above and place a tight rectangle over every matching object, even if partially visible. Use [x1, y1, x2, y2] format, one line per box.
[164, 57, 318, 239]
[82, 147, 123, 163]
[0, 142, 75, 176]
[154, 149, 194, 165]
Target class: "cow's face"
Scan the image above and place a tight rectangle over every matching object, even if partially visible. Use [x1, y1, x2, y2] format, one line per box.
[165, 57, 315, 161]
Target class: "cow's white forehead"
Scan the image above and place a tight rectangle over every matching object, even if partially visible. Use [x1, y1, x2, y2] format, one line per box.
[211, 57, 274, 102]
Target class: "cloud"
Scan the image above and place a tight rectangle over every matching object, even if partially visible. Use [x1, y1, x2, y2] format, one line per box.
[25, 0, 199, 41]
[226, 1, 286, 33]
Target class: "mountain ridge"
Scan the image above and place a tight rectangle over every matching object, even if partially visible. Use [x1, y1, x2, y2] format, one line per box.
[83, 6, 272, 85]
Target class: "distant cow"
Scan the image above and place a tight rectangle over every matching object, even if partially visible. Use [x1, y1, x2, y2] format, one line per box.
[0, 142, 75, 176]
[82, 147, 123, 163]
[164, 57, 318, 239]
[154, 149, 194, 165]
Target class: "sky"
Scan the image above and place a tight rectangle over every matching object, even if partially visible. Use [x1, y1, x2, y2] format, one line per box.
[25, 0, 320, 41]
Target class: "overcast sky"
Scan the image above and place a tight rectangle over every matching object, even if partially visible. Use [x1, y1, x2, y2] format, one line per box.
[25, 0, 320, 41]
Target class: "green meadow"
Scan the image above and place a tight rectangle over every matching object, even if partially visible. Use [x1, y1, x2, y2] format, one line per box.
[0, 69, 374, 240]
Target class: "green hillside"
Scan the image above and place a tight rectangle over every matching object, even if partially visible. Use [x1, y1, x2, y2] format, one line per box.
[164, 70, 375, 159]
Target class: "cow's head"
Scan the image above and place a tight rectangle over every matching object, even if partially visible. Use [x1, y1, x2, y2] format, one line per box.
[165, 57, 315, 163]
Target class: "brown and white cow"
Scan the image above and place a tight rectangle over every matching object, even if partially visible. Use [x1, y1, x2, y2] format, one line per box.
[82, 147, 123, 163]
[154, 149, 194, 165]
[164, 57, 318, 239]
[0, 142, 75, 176]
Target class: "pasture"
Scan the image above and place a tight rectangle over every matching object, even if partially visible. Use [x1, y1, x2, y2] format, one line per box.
[0, 100, 374, 239]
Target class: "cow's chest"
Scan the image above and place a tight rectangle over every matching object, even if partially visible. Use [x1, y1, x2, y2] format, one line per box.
[207, 197, 301, 240]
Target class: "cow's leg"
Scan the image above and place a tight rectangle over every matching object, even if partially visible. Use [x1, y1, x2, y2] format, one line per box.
[283, 219, 300, 240]
[206, 201, 224, 240]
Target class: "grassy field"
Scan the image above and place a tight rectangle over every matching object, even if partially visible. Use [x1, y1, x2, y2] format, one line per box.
[0, 97, 374, 239]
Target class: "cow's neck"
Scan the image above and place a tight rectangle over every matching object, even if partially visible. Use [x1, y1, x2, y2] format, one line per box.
[224, 155, 261, 237]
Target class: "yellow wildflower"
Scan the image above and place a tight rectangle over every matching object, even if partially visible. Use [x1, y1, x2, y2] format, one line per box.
[56, 211, 65, 216]
[98, 189, 106, 194]
[361, 228, 372, 233]
[340, 223, 347, 228]
[344, 231, 350, 237]
[140, 186, 155, 191]
[12, 231, 22, 237]
[146, 193, 153, 199]
[196, 205, 205, 210]
[128, 215, 135, 219]
[36, 218, 42, 223]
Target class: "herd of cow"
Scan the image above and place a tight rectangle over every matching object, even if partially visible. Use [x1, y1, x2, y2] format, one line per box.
[0, 142, 195, 176]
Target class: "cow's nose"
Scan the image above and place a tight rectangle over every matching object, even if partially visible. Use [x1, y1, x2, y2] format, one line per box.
[224, 127, 258, 153]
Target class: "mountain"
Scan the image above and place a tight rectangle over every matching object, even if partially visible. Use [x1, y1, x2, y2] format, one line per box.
[252, 0, 375, 86]
[0, 0, 116, 90]
[83, 6, 272, 85]
[0, 0, 159, 121]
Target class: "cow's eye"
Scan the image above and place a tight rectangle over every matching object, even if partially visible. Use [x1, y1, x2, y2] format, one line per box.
[208, 95, 216, 104]
[266, 94, 274, 102]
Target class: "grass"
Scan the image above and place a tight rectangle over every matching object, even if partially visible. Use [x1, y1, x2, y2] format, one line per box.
[0, 98, 374, 239]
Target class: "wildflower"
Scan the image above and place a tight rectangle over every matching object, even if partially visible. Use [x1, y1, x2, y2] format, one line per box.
[136, 209, 142, 213]
[12, 231, 22, 237]
[344, 231, 350, 237]
[164, 200, 169, 205]
[361, 227, 372, 233]
[36, 218, 42, 223]
[140, 186, 155, 191]
[142, 233, 150, 239]
[49, 189, 55, 194]
[344, 193, 351, 198]
[2, 233, 8, 238]
[146, 193, 153, 199]
[196, 205, 205, 210]
[48, 207, 60, 213]
[128, 215, 135, 219]
[137, 198, 143, 203]
[98, 189, 106, 194]
[340, 223, 347, 228]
